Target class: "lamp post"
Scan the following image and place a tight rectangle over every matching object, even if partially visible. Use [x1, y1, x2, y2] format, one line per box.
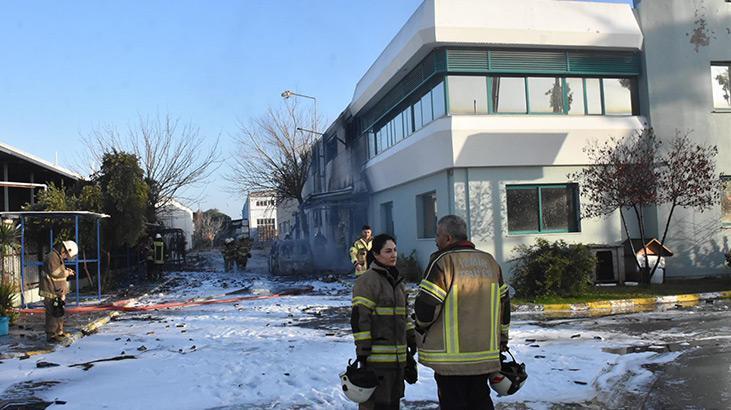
[281, 90, 318, 135]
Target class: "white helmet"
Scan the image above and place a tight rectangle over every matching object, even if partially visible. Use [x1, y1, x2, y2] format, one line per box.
[339, 359, 378, 403]
[225, 238, 234, 244]
[489, 351, 528, 397]
[155, 233, 162, 239]
[62, 240, 78, 259]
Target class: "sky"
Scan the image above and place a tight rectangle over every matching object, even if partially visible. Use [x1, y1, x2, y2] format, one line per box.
[0, 0, 633, 218]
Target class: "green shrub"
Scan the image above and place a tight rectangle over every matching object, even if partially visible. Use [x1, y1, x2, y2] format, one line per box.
[397, 250, 421, 283]
[0, 282, 18, 323]
[510, 238, 596, 300]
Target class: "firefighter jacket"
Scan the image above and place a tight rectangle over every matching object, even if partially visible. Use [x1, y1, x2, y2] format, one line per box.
[414, 241, 510, 376]
[153, 240, 165, 265]
[351, 261, 416, 368]
[39, 249, 70, 300]
[222, 242, 237, 260]
[349, 238, 372, 276]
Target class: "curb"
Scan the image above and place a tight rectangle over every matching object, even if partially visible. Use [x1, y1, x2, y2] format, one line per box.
[538, 290, 731, 312]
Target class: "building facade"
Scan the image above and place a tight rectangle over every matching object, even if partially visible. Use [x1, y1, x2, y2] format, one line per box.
[242, 191, 278, 241]
[304, 0, 730, 280]
[156, 199, 194, 250]
[636, 0, 731, 277]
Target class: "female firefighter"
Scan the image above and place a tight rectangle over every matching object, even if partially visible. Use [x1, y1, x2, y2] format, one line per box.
[350, 234, 417, 409]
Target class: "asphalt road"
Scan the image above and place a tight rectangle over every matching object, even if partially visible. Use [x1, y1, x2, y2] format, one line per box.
[526, 300, 731, 409]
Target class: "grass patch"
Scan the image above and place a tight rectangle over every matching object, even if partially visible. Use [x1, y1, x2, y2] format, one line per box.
[513, 278, 731, 305]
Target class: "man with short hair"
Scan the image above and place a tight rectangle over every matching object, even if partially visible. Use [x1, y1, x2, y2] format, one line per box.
[414, 215, 510, 410]
[349, 225, 373, 276]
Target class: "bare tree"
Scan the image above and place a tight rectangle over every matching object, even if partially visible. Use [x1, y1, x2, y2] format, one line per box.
[82, 114, 221, 222]
[194, 210, 224, 249]
[227, 100, 318, 237]
[570, 128, 720, 283]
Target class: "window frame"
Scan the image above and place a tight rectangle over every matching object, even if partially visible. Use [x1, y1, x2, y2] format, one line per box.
[722, 175, 731, 228]
[416, 191, 438, 239]
[711, 62, 731, 112]
[506, 183, 581, 235]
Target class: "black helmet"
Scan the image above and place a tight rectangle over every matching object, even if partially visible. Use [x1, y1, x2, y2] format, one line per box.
[489, 350, 528, 396]
[339, 359, 378, 403]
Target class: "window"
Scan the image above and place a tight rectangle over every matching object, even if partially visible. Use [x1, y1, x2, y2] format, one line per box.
[711, 63, 731, 110]
[421, 92, 433, 124]
[447, 76, 488, 114]
[565, 78, 585, 115]
[528, 77, 563, 113]
[603, 78, 633, 115]
[506, 184, 580, 234]
[417, 191, 437, 238]
[325, 137, 337, 163]
[432, 81, 446, 118]
[492, 77, 527, 113]
[723, 176, 731, 227]
[413, 99, 423, 130]
[381, 202, 394, 235]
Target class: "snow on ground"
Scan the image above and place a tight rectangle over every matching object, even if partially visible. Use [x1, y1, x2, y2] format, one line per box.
[0, 262, 682, 409]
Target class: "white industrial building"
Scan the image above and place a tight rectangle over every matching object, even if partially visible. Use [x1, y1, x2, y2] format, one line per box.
[242, 191, 278, 241]
[302, 0, 730, 280]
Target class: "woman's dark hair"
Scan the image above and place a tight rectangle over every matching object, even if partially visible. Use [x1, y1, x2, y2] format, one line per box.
[366, 233, 396, 266]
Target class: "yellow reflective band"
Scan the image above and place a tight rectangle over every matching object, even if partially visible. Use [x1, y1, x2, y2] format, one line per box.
[373, 306, 407, 316]
[371, 344, 407, 353]
[406, 321, 416, 330]
[445, 284, 460, 353]
[353, 331, 371, 341]
[419, 280, 447, 302]
[500, 283, 509, 296]
[367, 353, 408, 363]
[355, 270, 365, 277]
[490, 283, 497, 352]
[352, 296, 376, 309]
[493, 283, 500, 352]
[501, 324, 510, 333]
[419, 350, 500, 363]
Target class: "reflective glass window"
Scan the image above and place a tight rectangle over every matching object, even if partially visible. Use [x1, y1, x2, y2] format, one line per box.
[447, 76, 487, 114]
[585, 78, 603, 115]
[603, 78, 633, 115]
[493, 77, 527, 113]
[711, 64, 731, 110]
[432, 81, 446, 118]
[565, 78, 585, 115]
[528, 77, 563, 113]
[421, 92, 433, 124]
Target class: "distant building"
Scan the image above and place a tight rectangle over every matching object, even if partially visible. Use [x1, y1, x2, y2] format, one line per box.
[156, 199, 194, 250]
[242, 191, 277, 241]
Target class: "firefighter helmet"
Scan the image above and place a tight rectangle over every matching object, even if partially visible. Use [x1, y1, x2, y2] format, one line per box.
[339, 359, 378, 403]
[62, 241, 78, 259]
[489, 350, 528, 397]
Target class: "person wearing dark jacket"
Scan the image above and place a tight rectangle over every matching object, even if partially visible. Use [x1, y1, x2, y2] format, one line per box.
[351, 234, 417, 409]
[414, 215, 510, 410]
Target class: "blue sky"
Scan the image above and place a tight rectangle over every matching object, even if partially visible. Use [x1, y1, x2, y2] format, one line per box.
[0, 0, 632, 218]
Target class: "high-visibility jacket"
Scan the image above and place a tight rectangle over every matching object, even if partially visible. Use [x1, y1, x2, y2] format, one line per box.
[153, 240, 165, 265]
[349, 238, 372, 276]
[39, 249, 69, 299]
[351, 262, 416, 367]
[414, 241, 510, 376]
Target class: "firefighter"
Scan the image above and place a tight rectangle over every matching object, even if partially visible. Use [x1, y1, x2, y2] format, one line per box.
[222, 238, 237, 272]
[414, 215, 510, 410]
[349, 225, 373, 276]
[236, 237, 252, 270]
[150, 233, 165, 280]
[351, 233, 417, 409]
[39, 240, 77, 343]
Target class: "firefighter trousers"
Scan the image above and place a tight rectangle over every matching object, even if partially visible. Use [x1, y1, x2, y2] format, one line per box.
[434, 373, 494, 410]
[44, 298, 64, 338]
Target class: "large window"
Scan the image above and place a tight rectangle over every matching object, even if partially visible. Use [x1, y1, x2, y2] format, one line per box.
[603, 78, 633, 115]
[506, 184, 580, 234]
[565, 78, 585, 115]
[493, 77, 527, 113]
[448, 76, 488, 114]
[417, 191, 438, 238]
[711, 63, 731, 110]
[528, 77, 564, 113]
[723, 176, 731, 227]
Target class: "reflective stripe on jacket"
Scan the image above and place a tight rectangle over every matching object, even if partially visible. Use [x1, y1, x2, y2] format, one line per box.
[349, 238, 372, 276]
[415, 242, 510, 376]
[351, 263, 416, 368]
[153, 240, 165, 264]
[39, 249, 69, 299]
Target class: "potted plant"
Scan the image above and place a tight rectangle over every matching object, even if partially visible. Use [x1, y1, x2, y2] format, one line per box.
[0, 282, 17, 336]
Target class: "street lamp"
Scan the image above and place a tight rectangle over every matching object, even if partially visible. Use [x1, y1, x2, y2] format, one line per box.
[281, 89, 318, 135]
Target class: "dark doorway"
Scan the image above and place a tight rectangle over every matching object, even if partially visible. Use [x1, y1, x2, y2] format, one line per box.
[595, 251, 615, 282]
